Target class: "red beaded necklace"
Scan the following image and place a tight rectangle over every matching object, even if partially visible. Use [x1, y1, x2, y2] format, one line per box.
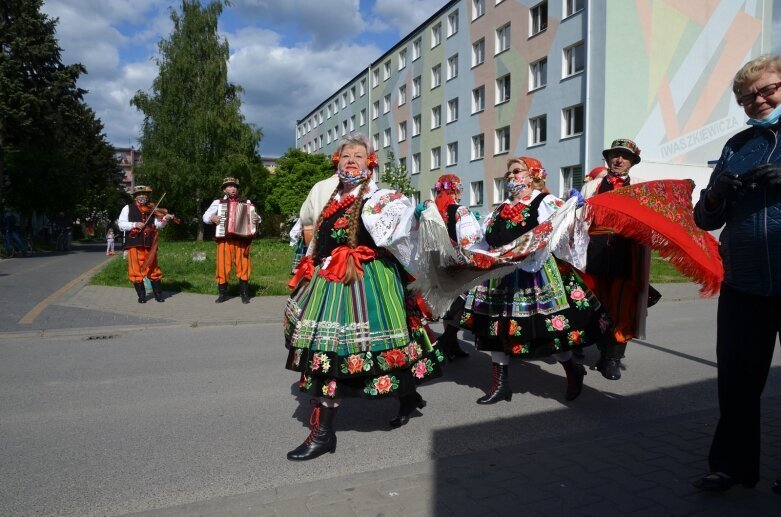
[499, 201, 528, 222]
[320, 194, 356, 222]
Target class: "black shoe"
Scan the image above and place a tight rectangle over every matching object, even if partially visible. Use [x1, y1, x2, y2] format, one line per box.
[239, 280, 250, 304]
[600, 358, 622, 380]
[389, 392, 426, 427]
[692, 472, 740, 492]
[772, 477, 781, 494]
[563, 361, 586, 401]
[151, 280, 165, 302]
[215, 283, 228, 303]
[133, 282, 147, 304]
[477, 363, 512, 404]
[287, 404, 338, 461]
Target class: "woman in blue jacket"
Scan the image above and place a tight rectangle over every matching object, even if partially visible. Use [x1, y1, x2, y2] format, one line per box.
[693, 54, 781, 493]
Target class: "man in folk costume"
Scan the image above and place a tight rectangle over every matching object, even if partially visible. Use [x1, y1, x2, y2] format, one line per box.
[202, 177, 261, 304]
[117, 185, 174, 303]
[580, 139, 650, 380]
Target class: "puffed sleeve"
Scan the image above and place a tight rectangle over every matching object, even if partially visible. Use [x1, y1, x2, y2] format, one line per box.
[360, 188, 418, 272]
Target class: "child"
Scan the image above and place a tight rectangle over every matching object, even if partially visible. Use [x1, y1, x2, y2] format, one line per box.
[106, 228, 115, 256]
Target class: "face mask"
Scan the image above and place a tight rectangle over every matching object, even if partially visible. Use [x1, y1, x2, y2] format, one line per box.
[505, 179, 528, 198]
[747, 104, 781, 128]
[338, 167, 370, 189]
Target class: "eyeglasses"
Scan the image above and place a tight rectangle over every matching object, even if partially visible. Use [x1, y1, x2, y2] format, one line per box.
[736, 81, 781, 106]
[505, 168, 526, 177]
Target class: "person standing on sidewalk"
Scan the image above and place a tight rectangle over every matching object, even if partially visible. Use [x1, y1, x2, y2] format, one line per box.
[692, 54, 781, 493]
[579, 139, 649, 381]
[105, 228, 115, 256]
[202, 177, 261, 304]
[117, 185, 174, 303]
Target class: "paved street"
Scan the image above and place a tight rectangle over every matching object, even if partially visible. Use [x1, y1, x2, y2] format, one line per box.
[1, 251, 780, 516]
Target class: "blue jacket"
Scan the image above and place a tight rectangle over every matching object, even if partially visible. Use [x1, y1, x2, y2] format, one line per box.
[694, 125, 781, 296]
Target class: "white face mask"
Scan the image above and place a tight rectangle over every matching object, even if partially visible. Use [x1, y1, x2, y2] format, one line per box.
[338, 167, 370, 188]
[747, 104, 781, 128]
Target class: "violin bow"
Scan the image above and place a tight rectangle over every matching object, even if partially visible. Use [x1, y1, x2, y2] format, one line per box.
[141, 192, 167, 227]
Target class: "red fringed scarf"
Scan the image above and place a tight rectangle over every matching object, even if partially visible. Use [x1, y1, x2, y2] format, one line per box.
[584, 179, 723, 296]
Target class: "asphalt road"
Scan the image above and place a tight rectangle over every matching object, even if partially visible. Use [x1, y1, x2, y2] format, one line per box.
[1, 250, 780, 516]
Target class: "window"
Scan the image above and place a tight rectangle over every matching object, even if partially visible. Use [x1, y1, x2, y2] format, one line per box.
[326, 129, 332, 144]
[412, 76, 421, 98]
[447, 10, 459, 37]
[399, 157, 406, 171]
[496, 74, 511, 104]
[470, 181, 484, 206]
[340, 93, 346, 108]
[431, 64, 441, 88]
[493, 177, 507, 203]
[447, 142, 458, 165]
[529, 115, 547, 145]
[412, 114, 421, 136]
[398, 121, 407, 142]
[349, 86, 356, 102]
[411, 190, 421, 205]
[431, 23, 441, 48]
[472, 85, 485, 113]
[318, 111, 323, 124]
[383, 94, 391, 114]
[349, 115, 355, 131]
[372, 133, 379, 151]
[496, 23, 510, 54]
[530, 2, 548, 36]
[495, 126, 510, 154]
[372, 101, 379, 119]
[447, 54, 459, 80]
[562, 104, 584, 137]
[560, 165, 582, 196]
[332, 101, 338, 115]
[412, 152, 421, 174]
[359, 109, 366, 126]
[564, 42, 585, 77]
[564, 0, 584, 18]
[383, 128, 391, 148]
[431, 146, 441, 169]
[471, 134, 484, 160]
[447, 98, 459, 123]
[472, 0, 485, 20]
[341, 120, 347, 135]
[472, 38, 485, 67]
[383, 60, 391, 81]
[398, 84, 407, 106]
[412, 38, 421, 60]
[398, 49, 407, 70]
[359, 78, 366, 96]
[431, 105, 442, 128]
[326, 105, 332, 118]
[529, 58, 547, 90]
[372, 68, 379, 87]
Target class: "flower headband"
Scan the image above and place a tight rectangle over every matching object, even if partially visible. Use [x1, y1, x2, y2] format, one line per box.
[331, 150, 379, 170]
[435, 180, 463, 192]
[517, 157, 547, 181]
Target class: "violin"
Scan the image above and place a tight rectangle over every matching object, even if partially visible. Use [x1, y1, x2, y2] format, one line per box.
[139, 202, 182, 224]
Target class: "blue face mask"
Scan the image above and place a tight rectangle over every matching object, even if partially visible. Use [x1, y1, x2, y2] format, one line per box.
[505, 179, 528, 198]
[747, 104, 781, 128]
[338, 167, 370, 189]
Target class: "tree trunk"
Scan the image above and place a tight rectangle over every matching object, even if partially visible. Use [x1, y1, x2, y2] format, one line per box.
[0, 131, 5, 202]
[196, 196, 204, 242]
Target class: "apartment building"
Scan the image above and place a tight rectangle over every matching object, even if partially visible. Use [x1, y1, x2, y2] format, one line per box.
[295, 0, 775, 213]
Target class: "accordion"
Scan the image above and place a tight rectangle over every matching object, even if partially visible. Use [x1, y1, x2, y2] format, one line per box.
[215, 200, 257, 238]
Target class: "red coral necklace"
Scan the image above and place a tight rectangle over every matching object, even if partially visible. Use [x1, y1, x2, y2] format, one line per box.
[499, 201, 527, 222]
[320, 195, 356, 221]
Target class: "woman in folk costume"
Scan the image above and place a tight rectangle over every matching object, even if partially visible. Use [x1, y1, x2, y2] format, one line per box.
[284, 133, 442, 461]
[460, 156, 610, 403]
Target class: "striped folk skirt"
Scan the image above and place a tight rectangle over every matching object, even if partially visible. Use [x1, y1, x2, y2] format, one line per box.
[284, 257, 444, 400]
[460, 257, 610, 357]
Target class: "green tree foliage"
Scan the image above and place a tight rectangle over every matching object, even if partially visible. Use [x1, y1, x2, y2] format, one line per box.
[379, 149, 413, 197]
[267, 148, 333, 217]
[0, 0, 123, 221]
[131, 0, 263, 241]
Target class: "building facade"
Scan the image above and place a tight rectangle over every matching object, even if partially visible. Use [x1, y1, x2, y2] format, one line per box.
[295, 0, 775, 213]
[113, 146, 142, 192]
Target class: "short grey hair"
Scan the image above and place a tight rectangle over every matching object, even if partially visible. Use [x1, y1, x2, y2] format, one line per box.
[337, 132, 373, 155]
[733, 54, 781, 95]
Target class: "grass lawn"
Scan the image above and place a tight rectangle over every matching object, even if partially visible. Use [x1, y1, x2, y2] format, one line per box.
[91, 239, 690, 296]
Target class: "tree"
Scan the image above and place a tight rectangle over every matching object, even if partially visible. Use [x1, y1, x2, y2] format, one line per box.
[266, 148, 333, 217]
[0, 0, 86, 203]
[131, 0, 262, 241]
[380, 149, 414, 197]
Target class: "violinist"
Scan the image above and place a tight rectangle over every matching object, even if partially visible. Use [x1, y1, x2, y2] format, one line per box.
[117, 185, 174, 303]
[202, 177, 261, 304]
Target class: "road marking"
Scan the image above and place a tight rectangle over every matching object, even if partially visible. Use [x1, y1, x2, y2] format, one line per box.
[18, 258, 113, 325]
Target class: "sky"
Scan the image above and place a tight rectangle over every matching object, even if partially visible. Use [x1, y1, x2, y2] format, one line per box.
[41, 0, 446, 157]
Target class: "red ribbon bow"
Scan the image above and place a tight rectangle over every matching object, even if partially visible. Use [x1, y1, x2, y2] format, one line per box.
[287, 256, 314, 290]
[607, 175, 629, 188]
[318, 245, 376, 283]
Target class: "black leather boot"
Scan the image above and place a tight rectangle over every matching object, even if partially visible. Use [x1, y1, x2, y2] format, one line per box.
[438, 325, 469, 361]
[215, 283, 228, 303]
[561, 358, 586, 401]
[239, 280, 250, 304]
[477, 363, 512, 404]
[389, 391, 427, 427]
[287, 404, 338, 461]
[133, 282, 147, 303]
[151, 280, 165, 302]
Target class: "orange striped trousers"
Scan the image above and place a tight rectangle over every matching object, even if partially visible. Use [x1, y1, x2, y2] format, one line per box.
[127, 247, 163, 283]
[215, 239, 251, 283]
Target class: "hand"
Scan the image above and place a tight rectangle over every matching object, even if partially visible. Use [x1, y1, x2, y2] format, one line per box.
[135, 222, 145, 229]
[706, 172, 743, 204]
[566, 188, 585, 208]
[210, 215, 220, 224]
[414, 202, 427, 220]
[163, 214, 174, 221]
[747, 163, 781, 187]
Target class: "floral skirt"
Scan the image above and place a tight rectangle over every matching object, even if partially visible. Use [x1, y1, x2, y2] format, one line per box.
[460, 257, 610, 357]
[284, 257, 444, 400]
